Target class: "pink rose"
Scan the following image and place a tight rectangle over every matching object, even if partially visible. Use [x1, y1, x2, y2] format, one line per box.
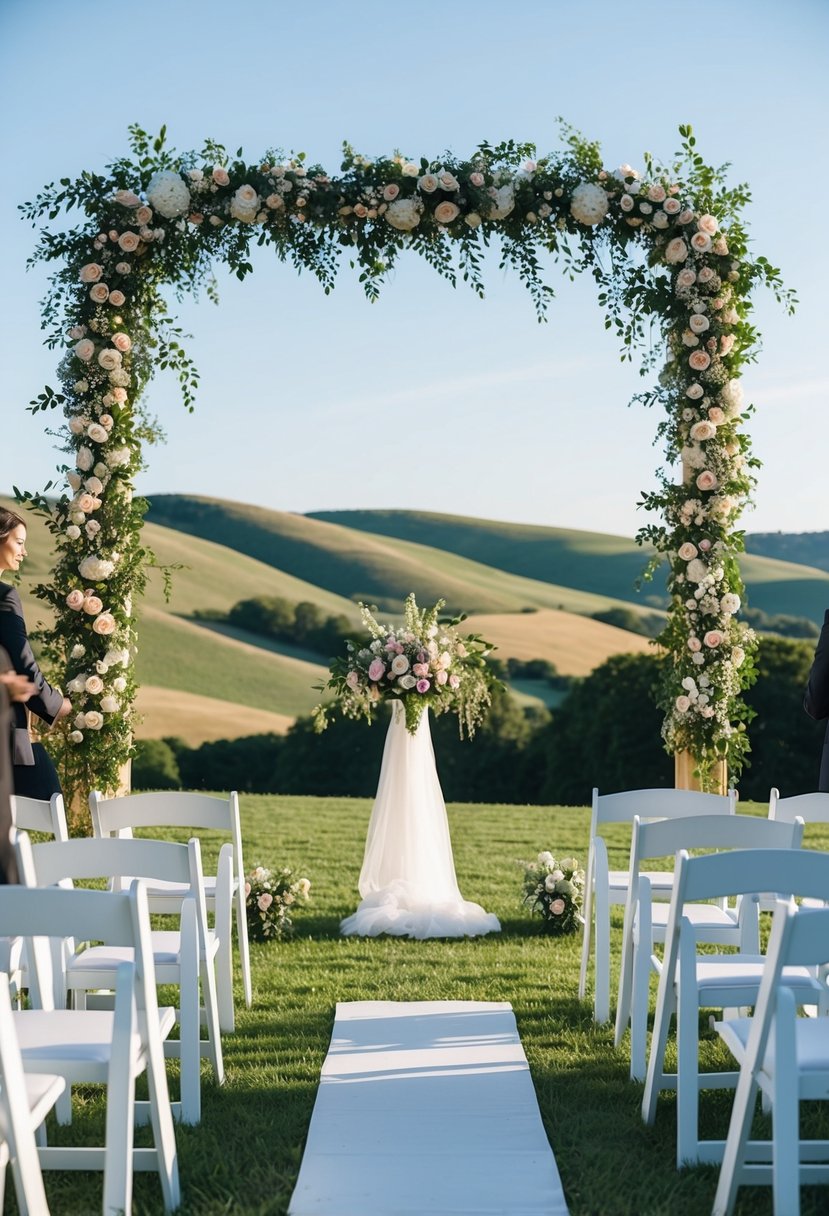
[89, 283, 109, 304]
[65, 589, 85, 610]
[353, 203, 368, 218]
[257, 893, 273, 911]
[712, 237, 729, 256]
[416, 678, 430, 693]
[663, 197, 681, 215]
[412, 663, 430, 677]
[68, 325, 87, 340]
[688, 637, 702, 652]
[691, 231, 712, 253]
[118, 231, 140, 252]
[449, 674, 460, 689]
[74, 338, 95, 362]
[76, 492, 95, 513]
[91, 612, 116, 642]
[436, 669, 448, 685]
[678, 209, 695, 225]
[686, 383, 704, 400]
[469, 172, 485, 187]
[647, 184, 667, 203]
[135, 206, 153, 226]
[619, 194, 634, 212]
[696, 470, 718, 492]
[383, 183, 400, 201]
[697, 214, 719, 235]
[111, 332, 132, 353]
[678, 542, 698, 561]
[720, 334, 736, 355]
[676, 268, 696, 289]
[689, 350, 711, 371]
[108, 290, 126, 307]
[345, 670, 360, 690]
[368, 658, 385, 682]
[704, 630, 724, 648]
[418, 174, 439, 194]
[79, 263, 104, 283]
[708, 406, 725, 424]
[689, 314, 710, 334]
[115, 261, 131, 275]
[698, 539, 712, 552]
[549, 898, 566, 916]
[212, 166, 230, 186]
[665, 237, 689, 265]
[675, 695, 691, 713]
[114, 190, 141, 207]
[690, 421, 716, 441]
[83, 595, 103, 615]
[434, 201, 460, 224]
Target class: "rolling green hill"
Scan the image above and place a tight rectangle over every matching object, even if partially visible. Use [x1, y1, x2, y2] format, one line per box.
[310, 508, 829, 625]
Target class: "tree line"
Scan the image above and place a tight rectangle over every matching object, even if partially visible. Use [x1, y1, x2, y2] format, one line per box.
[134, 635, 825, 804]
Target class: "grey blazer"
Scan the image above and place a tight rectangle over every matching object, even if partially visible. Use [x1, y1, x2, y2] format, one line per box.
[0, 582, 63, 766]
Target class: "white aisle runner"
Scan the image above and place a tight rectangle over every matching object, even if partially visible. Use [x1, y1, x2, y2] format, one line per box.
[288, 1000, 570, 1216]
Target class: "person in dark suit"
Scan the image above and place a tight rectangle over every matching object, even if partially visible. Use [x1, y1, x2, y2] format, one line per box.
[0, 508, 71, 803]
[0, 645, 35, 883]
[804, 608, 829, 792]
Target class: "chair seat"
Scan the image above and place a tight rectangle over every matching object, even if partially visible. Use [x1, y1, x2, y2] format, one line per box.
[14, 1007, 176, 1071]
[143, 875, 238, 899]
[693, 957, 821, 997]
[609, 869, 674, 894]
[69, 931, 219, 976]
[716, 1014, 829, 1075]
[0, 1073, 66, 1137]
[648, 903, 738, 931]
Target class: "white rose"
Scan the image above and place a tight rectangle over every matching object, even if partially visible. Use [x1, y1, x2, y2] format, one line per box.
[85, 675, 104, 695]
[487, 183, 515, 220]
[686, 558, 708, 584]
[570, 182, 609, 226]
[100, 695, 120, 714]
[69, 730, 84, 744]
[84, 711, 104, 730]
[79, 555, 116, 581]
[97, 349, 122, 371]
[720, 592, 741, 614]
[390, 654, 410, 675]
[113, 676, 127, 692]
[77, 446, 94, 472]
[398, 674, 417, 690]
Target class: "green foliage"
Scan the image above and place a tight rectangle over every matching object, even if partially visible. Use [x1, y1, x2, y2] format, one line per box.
[590, 606, 664, 638]
[132, 738, 181, 790]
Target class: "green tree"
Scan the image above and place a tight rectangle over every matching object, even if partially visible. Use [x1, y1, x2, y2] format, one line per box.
[132, 739, 181, 790]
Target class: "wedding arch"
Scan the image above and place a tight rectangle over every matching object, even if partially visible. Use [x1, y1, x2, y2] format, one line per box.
[19, 123, 793, 800]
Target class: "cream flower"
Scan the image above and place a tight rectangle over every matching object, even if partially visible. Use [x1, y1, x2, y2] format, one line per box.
[665, 237, 689, 264]
[569, 182, 609, 226]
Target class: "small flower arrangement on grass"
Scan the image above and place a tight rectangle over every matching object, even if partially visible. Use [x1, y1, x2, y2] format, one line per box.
[521, 852, 585, 935]
[245, 865, 311, 942]
[313, 592, 500, 736]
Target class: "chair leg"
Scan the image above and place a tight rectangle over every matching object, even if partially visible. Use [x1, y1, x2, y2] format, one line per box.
[772, 993, 800, 1216]
[103, 967, 136, 1216]
[594, 892, 611, 1024]
[578, 856, 594, 1001]
[55, 1087, 72, 1126]
[200, 956, 225, 1087]
[235, 886, 252, 1009]
[630, 929, 651, 1082]
[676, 942, 701, 1167]
[215, 932, 235, 1035]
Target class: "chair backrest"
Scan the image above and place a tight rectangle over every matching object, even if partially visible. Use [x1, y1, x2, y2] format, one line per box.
[769, 787, 829, 825]
[591, 786, 736, 834]
[9, 792, 69, 841]
[90, 790, 245, 894]
[0, 971, 56, 1212]
[631, 812, 804, 874]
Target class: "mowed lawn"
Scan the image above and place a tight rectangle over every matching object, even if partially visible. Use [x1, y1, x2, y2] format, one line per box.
[19, 796, 829, 1216]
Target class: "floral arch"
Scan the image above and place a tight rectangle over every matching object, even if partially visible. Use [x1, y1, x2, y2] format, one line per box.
[19, 123, 792, 800]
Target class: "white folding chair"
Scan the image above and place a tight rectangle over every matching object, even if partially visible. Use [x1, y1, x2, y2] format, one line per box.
[0, 882, 180, 1213]
[579, 786, 736, 1022]
[0, 971, 66, 1216]
[90, 789, 249, 1022]
[17, 833, 232, 1126]
[642, 848, 829, 1167]
[614, 813, 804, 1080]
[2, 796, 69, 1007]
[769, 787, 829, 827]
[713, 900, 829, 1216]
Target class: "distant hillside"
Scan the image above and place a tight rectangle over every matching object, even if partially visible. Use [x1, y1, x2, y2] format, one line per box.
[310, 508, 829, 625]
[746, 532, 829, 575]
[146, 494, 664, 620]
[462, 609, 654, 676]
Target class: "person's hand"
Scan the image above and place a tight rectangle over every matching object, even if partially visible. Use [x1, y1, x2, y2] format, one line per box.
[0, 671, 36, 703]
[56, 696, 72, 720]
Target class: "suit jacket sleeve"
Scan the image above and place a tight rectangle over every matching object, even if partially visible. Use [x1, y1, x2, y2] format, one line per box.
[805, 608, 829, 721]
[0, 585, 63, 726]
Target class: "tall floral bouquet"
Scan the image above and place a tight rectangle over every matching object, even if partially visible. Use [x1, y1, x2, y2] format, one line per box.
[521, 852, 585, 935]
[313, 593, 500, 736]
[245, 865, 311, 942]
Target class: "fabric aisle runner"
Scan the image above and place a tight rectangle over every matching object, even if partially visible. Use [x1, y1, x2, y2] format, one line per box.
[287, 1000, 570, 1216]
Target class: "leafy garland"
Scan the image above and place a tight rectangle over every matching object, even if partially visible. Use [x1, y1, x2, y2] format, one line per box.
[17, 122, 793, 800]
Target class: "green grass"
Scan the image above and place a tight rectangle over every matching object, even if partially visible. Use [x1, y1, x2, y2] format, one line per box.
[20, 797, 829, 1216]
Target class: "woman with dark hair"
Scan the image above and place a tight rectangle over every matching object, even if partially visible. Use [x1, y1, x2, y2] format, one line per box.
[0, 507, 71, 800]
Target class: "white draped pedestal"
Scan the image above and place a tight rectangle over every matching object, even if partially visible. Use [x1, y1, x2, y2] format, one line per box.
[287, 1000, 570, 1216]
[340, 703, 500, 939]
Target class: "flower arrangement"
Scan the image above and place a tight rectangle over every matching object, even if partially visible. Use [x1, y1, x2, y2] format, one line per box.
[244, 865, 311, 942]
[313, 593, 499, 736]
[521, 852, 585, 935]
[17, 122, 793, 802]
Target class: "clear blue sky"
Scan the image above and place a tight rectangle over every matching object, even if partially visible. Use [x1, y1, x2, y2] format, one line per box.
[1, 0, 826, 539]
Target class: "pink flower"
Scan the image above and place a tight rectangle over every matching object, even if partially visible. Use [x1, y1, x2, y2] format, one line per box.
[678, 542, 698, 561]
[135, 205, 153, 226]
[76, 493, 95, 513]
[549, 898, 566, 916]
[117, 231, 140, 252]
[390, 654, 410, 676]
[720, 334, 736, 355]
[89, 283, 109, 304]
[449, 674, 460, 689]
[676, 268, 696, 289]
[346, 670, 360, 690]
[112, 332, 132, 353]
[416, 679, 430, 693]
[412, 663, 430, 677]
[353, 203, 368, 218]
[677, 209, 695, 225]
[689, 350, 711, 371]
[109, 290, 126, 307]
[433, 201, 460, 224]
[690, 421, 716, 442]
[704, 630, 724, 648]
[691, 231, 712, 253]
[418, 174, 439, 194]
[712, 236, 729, 256]
[663, 197, 681, 215]
[114, 190, 141, 207]
[696, 470, 718, 492]
[74, 338, 95, 362]
[708, 406, 725, 424]
[368, 658, 385, 682]
[688, 637, 702, 652]
[79, 263, 104, 283]
[383, 183, 400, 201]
[257, 893, 273, 911]
[92, 613, 117, 635]
[212, 166, 230, 186]
[697, 214, 719, 235]
[65, 589, 85, 610]
[699, 539, 712, 552]
[665, 237, 689, 264]
[647, 184, 667, 203]
[675, 695, 691, 713]
[244, 882, 251, 897]
[469, 172, 485, 187]
[436, 669, 448, 685]
[83, 595, 103, 615]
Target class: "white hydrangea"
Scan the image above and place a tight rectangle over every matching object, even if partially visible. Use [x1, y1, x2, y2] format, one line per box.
[146, 170, 191, 219]
[384, 198, 423, 232]
[487, 184, 515, 220]
[79, 555, 115, 581]
[570, 182, 609, 226]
